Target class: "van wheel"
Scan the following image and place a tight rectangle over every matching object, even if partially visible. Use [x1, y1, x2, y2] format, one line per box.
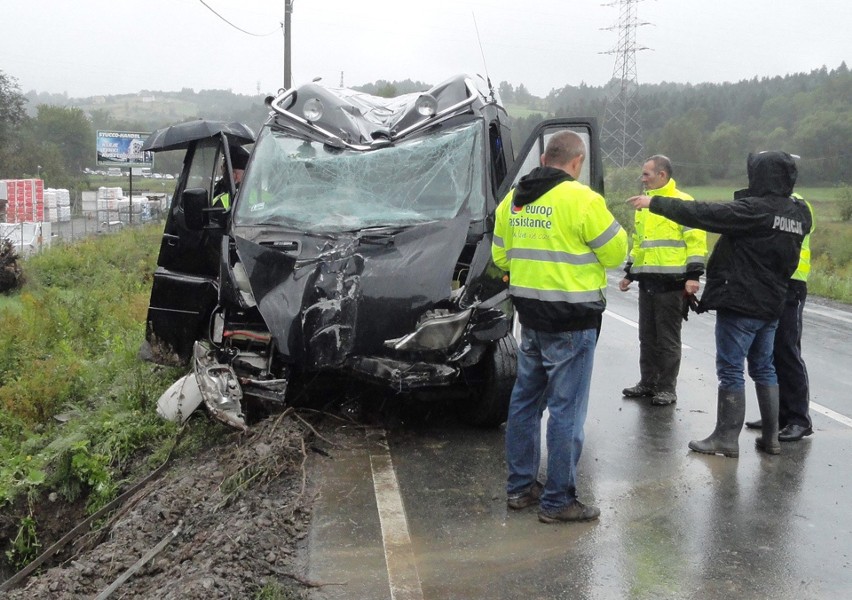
[459, 334, 517, 428]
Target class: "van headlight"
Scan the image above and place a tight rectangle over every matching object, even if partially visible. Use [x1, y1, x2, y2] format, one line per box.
[385, 309, 472, 351]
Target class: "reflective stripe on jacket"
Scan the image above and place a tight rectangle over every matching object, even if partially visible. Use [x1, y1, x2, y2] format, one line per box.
[792, 195, 813, 282]
[212, 192, 231, 210]
[628, 178, 706, 279]
[492, 179, 627, 331]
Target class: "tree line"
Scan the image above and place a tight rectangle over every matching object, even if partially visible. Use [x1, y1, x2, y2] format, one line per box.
[510, 62, 850, 185]
[0, 64, 848, 189]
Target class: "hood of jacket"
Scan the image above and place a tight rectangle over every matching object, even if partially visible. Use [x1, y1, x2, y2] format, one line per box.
[737, 151, 798, 198]
[512, 166, 574, 207]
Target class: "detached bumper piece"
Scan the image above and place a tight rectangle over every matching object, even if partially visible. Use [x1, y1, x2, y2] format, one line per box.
[193, 341, 247, 431]
[349, 356, 458, 391]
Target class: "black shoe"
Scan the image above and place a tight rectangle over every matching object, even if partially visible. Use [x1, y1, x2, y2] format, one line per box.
[778, 423, 814, 442]
[538, 500, 600, 523]
[651, 391, 677, 406]
[622, 383, 655, 398]
[507, 481, 544, 510]
[745, 419, 762, 430]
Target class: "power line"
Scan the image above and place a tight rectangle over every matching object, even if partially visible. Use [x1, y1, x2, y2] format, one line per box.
[600, 0, 650, 168]
[197, 0, 279, 36]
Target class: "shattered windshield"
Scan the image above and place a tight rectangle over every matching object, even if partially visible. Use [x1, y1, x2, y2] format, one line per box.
[233, 121, 485, 232]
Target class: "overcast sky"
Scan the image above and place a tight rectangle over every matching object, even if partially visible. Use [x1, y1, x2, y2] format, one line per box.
[2, 0, 850, 98]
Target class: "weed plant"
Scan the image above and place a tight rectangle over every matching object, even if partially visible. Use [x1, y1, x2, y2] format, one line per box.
[0, 226, 186, 569]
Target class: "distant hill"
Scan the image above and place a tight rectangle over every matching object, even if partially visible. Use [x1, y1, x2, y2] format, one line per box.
[25, 88, 271, 135]
[20, 64, 852, 185]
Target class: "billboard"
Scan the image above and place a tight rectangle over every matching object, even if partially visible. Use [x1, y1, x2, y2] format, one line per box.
[96, 131, 154, 166]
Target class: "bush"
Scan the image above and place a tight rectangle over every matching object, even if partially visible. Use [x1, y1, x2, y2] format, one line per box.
[0, 225, 180, 545]
[837, 185, 852, 222]
[0, 239, 24, 294]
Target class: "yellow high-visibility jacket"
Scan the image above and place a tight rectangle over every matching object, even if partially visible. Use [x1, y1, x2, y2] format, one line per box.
[493, 174, 627, 332]
[212, 192, 231, 210]
[626, 178, 706, 286]
[791, 195, 813, 283]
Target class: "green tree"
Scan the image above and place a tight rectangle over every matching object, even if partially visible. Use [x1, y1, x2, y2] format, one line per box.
[0, 71, 29, 176]
[707, 123, 748, 179]
[32, 105, 94, 175]
[514, 83, 533, 105]
[498, 81, 515, 103]
[647, 109, 710, 185]
[793, 109, 852, 183]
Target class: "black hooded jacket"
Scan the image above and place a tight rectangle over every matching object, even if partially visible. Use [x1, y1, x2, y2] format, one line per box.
[513, 166, 574, 207]
[648, 152, 812, 320]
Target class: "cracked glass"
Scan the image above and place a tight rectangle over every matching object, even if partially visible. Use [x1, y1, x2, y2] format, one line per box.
[233, 121, 485, 232]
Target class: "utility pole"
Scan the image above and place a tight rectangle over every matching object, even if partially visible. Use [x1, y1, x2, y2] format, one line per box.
[283, 0, 295, 89]
[600, 0, 649, 168]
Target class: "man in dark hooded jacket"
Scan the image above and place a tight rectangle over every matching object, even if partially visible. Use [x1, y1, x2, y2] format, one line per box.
[628, 151, 812, 458]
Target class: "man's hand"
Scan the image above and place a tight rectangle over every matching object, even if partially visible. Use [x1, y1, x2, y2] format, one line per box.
[627, 195, 652, 210]
[618, 278, 632, 292]
[685, 279, 700, 294]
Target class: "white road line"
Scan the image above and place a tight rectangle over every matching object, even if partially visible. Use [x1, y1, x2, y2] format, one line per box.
[369, 432, 424, 600]
[812, 402, 852, 429]
[604, 309, 693, 350]
[606, 313, 852, 429]
[803, 304, 852, 325]
[605, 309, 639, 329]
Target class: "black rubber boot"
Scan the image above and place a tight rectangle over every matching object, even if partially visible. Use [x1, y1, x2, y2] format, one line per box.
[755, 384, 781, 455]
[688, 389, 745, 458]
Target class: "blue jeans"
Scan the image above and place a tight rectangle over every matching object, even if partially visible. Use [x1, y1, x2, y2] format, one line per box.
[505, 326, 596, 512]
[715, 310, 778, 391]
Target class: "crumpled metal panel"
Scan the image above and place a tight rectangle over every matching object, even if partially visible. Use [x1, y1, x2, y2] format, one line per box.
[277, 75, 485, 145]
[233, 211, 470, 366]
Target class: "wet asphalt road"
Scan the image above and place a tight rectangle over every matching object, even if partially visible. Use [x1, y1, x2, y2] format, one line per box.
[306, 275, 851, 600]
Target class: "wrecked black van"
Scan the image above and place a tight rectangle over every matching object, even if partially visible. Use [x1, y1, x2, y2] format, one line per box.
[143, 74, 604, 430]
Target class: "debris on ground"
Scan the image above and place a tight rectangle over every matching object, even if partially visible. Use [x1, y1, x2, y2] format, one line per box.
[1, 411, 326, 599]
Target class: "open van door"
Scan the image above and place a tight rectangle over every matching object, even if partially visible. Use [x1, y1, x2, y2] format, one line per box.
[498, 118, 604, 199]
[140, 121, 254, 363]
[497, 118, 605, 342]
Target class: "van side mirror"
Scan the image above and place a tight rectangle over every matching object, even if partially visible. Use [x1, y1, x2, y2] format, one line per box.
[182, 188, 209, 230]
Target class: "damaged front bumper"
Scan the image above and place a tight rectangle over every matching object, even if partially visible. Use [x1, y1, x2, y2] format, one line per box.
[193, 341, 248, 431]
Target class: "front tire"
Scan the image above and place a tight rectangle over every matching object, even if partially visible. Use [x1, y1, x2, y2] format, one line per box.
[459, 334, 518, 428]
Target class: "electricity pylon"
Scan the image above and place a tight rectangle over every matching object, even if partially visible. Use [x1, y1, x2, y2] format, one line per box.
[600, 0, 649, 168]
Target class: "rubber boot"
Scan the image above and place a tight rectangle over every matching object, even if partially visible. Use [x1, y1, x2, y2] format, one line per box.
[688, 389, 745, 458]
[755, 384, 781, 455]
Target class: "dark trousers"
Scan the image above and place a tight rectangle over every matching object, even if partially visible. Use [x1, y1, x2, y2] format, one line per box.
[637, 287, 684, 393]
[774, 281, 811, 428]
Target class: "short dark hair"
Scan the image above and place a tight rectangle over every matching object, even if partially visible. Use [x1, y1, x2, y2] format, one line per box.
[645, 154, 673, 178]
[544, 131, 586, 167]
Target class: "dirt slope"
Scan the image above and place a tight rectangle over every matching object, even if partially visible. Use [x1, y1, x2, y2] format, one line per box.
[1, 412, 320, 600]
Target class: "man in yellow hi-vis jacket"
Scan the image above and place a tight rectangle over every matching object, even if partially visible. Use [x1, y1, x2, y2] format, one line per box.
[619, 155, 707, 406]
[493, 130, 627, 524]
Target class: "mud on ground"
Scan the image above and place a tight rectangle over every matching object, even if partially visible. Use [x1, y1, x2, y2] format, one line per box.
[1, 411, 326, 600]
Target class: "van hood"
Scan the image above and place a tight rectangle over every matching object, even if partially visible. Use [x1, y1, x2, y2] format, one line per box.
[232, 213, 471, 366]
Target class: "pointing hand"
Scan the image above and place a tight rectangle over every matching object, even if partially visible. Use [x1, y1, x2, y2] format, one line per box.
[627, 195, 651, 209]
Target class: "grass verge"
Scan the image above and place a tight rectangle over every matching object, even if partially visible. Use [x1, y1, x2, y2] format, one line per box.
[0, 225, 186, 571]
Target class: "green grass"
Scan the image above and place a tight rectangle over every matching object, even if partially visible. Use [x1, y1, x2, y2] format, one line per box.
[687, 185, 842, 203]
[504, 103, 548, 119]
[0, 225, 185, 569]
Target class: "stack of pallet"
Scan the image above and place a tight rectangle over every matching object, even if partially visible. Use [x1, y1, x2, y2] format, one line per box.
[2, 179, 44, 223]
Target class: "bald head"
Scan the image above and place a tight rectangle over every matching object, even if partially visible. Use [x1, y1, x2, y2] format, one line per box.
[542, 130, 586, 178]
